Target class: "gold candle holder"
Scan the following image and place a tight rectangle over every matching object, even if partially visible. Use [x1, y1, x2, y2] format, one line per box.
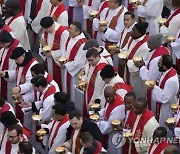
[111, 120, 122, 131]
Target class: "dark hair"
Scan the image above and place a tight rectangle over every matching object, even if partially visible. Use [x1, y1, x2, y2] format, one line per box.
[54, 92, 70, 103]
[31, 75, 47, 88]
[155, 127, 167, 138]
[172, 0, 180, 7]
[52, 103, 66, 116]
[19, 141, 33, 154]
[114, 0, 122, 5]
[30, 63, 45, 75]
[8, 124, 22, 135]
[136, 98, 147, 109]
[162, 54, 173, 69]
[124, 11, 135, 19]
[71, 21, 82, 33]
[86, 48, 100, 58]
[68, 110, 82, 120]
[79, 132, 93, 143]
[124, 92, 136, 100]
[0, 96, 5, 107]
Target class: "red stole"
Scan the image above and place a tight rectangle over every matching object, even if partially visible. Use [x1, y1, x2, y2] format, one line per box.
[120, 28, 131, 49]
[0, 24, 12, 33]
[146, 46, 170, 109]
[94, 1, 108, 38]
[113, 82, 133, 93]
[19, 0, 26, 14]
[42, 85, 56, 108]
[44, 26, 68, 90]
[148, 140, 168, 154]
[65, 37, 87, 94]
[35, 0, 43, 16]
[176, 118, 180, 127]
[124, 109, 154, 154]
[71, 130, 81, 154]
[0, 39, 19, 99]
[0, 103, 10, 115]
[156, 68, 177, 121]
[46, 73, 53, 84]
[50, 3, 67, 22]
[6, 12, 23, 26]
[49, 115, 69, 148]
[22, 126, 33, 137]
[86, 0, 93, 37]
[5, 140, 12, 154]
[93, 141, 102, 154]
[104, 94, 124, 120]
[165, 8, 180, 27]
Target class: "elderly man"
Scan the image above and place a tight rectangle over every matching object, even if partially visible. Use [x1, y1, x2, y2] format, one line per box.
[123, 98, 159, 154]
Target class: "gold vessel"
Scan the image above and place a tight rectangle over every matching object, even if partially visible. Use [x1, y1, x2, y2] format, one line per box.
[167, 36, 176, 42]
[158, 18, 167, 25]
[165, 117, 176, 127]
[55, 146, 66, 154]
[111, 120, 122, 130]
[42, 45, 51, 53]
[99, 20, 108, 26]
[90, 103, 100, 110]
[58, 56, 68, 64]
[123, 131, 133, 138]
[89, 10, 98, 18]
[144, 80, 156, 86]
[118, 52, 129, 59]
[36, 129, 47, 140]
[12, 94, 21, 102]
[89, 114, 99, 122]
[76, 81, 87, 91]
[32, 114, 42, 121]
[108, 44, 118, 51]
[132, 56, 143, 63]
[170, 104, 179, 113]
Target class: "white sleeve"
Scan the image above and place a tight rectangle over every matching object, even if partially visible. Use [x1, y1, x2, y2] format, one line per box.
[56, 11, 69, 26]
[152, 80, 179, 104]
[171, 39, 180, 59]
[5, 70, 16, 81]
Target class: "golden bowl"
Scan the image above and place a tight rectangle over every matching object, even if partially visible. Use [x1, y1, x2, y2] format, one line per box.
[118, 52, 129, 59]
[55, 146, 66, 154]
[108, 45, 118, 51]
[132, 56, 143, 63]
[89, 114, 99, 122]
[165, 117, 176, 126]
[99, 20, 108, 26]
[158, 18, 167, 25]
[32, 114, 42, 121]
[76, 81, 87, 91]
[12, 94, 21, 102]
[42, 45, 51, 53]
[123, 131, 133, 138]
[58, 56, 68, 64]
[144, 80, 155, 86]
[167, 36, 176, 42]
[36, 129, 47, 136]
[89, 10, 98, 18]
[90, 103, 100, 110]
[111, 120, 122, 130]
[170, 104, 179, 112]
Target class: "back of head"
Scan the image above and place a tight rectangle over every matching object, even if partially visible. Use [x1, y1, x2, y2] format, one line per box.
[154, 127, 167, 138]
[162, 54, 173, 69]
[148, 34, 163, 48]
[86, 48, 100, 59]
[134, 22, 148, 35]
[79, 132, 93, 143]
[52, 103, 66, 116]
[10, 47, 26, 60]
[54, 92, 70, 104]
[100, 65, 115, 78]
[164, 145, 179, 154]
[30, 63, 45, 76]
[68, 110, 82, 120]
[0, 111, 18, 126]
[40, 16, 54, 28]
[31, 75, 47, 88]
[19, 141, 33, 154]
[0, 30, 13, 43]
[71, 21, 82, 34]
[83, 39, 99, 50]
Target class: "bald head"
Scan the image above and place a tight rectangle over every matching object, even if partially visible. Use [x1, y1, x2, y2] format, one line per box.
[104, 86, 116, 103]
[164, 145, 179, 154]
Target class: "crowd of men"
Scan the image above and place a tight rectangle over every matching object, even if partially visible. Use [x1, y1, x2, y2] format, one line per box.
[0, 0, 180, 153]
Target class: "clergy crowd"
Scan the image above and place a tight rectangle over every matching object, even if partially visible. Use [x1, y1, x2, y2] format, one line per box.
[0, 0, 180, 153]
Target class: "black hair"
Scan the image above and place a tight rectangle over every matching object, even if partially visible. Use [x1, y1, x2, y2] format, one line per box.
[124, 92, 136, 100]
[8, 124, 22, 135]
[52, 103, 66, 116]
[68, 110, 82, 120]
[19, 141, 33, 154]
[162, 54, 173, 69]
[31, 75, 47, 88]
[86, 48, 100, 58]
[71, 21, 82, 33]
[124, 11, 135, 19]
[30, 63, 45, 75]
[136, 98, 147, 109]
[54, 92, 70, 104]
